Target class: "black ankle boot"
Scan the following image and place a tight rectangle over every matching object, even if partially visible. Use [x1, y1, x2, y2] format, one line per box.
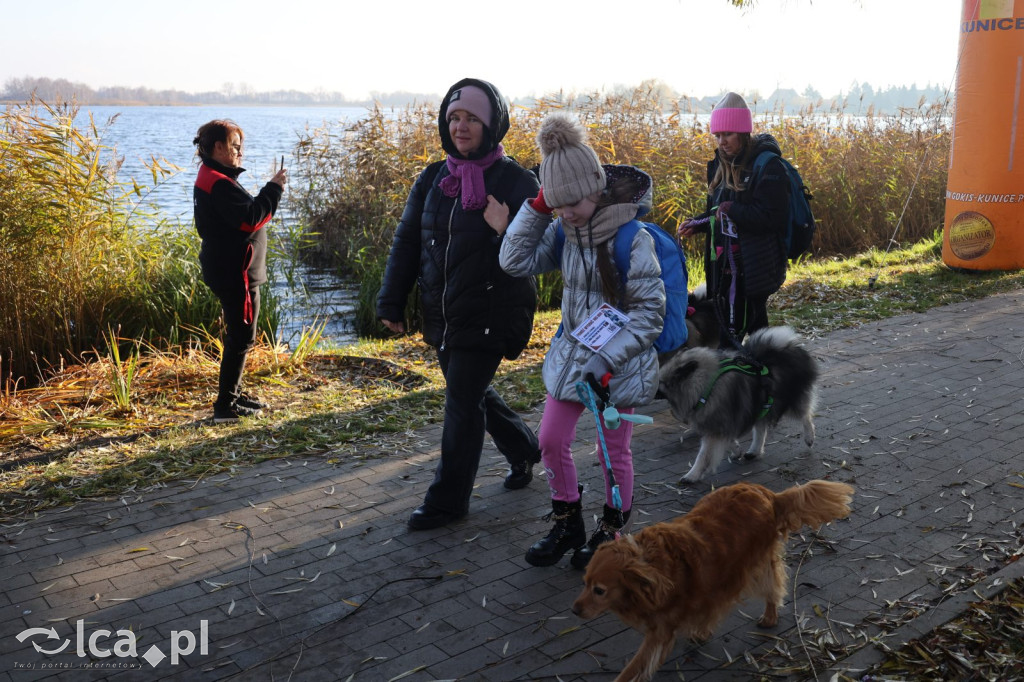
[525, 498, 586, 567]
[504, 448, 541, 490]
[570, 505, 631, 570]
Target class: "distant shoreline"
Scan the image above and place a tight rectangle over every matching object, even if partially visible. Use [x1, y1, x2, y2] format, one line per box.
[1, 77, 953, 116]
[0, 100, 397, 108]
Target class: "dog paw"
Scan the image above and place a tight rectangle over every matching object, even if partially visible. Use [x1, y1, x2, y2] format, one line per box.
[742, 451, 761, 461]
[677, 474, 701, 485]
[758, 603, 779, 628]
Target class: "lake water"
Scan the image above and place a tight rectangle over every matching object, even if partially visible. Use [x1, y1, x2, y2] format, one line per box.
[77, 105, 373, 348]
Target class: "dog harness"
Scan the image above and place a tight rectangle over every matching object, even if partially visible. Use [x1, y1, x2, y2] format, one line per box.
[693, 357, 774, 419]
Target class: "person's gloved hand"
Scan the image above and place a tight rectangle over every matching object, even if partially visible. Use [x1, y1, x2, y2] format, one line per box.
[582, 353, 612, 384]
[715, 201, 733, 220]
[529, 186, 552, 214]
[678, 218, 700, 238]
[582, 353, 612, 406]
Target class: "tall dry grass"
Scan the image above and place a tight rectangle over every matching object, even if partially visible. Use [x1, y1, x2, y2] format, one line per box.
[0, 100, 282, 386]
[1, 100, 142, 384]
[291, 85, 950, 335]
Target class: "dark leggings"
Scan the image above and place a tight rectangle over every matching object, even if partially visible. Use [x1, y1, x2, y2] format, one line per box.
[215, 285, 260, 407]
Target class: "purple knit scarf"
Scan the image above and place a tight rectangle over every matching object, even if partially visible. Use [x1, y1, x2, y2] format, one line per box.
[439, 144, 505, 211]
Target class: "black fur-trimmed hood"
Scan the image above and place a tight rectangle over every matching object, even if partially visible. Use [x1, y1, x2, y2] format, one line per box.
[437, 77, 510, 160]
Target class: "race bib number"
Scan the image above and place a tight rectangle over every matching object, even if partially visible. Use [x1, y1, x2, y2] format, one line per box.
[570, 303, 629, 351]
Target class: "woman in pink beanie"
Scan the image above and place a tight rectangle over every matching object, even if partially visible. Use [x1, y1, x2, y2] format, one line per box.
[679, 92, 790, 346]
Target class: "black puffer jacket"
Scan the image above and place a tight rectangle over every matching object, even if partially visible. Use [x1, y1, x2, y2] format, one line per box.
[697, 133, 789, 298]
[376, 78, 539, 359]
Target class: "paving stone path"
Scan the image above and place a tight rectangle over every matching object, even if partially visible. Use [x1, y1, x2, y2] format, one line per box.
[2, 289, 1023, 681]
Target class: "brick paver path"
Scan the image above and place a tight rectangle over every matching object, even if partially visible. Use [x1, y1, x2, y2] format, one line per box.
[3, 289, 1023, 681]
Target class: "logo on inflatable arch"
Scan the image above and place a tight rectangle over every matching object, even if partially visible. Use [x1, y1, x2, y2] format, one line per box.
[948, 211, 996, 260]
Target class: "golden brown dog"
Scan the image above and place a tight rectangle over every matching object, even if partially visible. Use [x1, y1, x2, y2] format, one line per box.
[571, 480, 854, 682]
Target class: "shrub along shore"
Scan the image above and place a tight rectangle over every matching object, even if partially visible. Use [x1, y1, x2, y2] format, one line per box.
[290, 86, 950, 336]
[3, 89, 949, 387]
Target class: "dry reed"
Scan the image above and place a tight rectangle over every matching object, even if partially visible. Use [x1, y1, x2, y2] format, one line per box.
[291, 85, 950, 335]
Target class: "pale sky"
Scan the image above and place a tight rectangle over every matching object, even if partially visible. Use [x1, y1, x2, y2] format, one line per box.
[1, 0, 962, 100]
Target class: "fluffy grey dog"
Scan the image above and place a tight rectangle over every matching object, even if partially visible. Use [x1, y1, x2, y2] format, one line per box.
[658, 326, 818, 483]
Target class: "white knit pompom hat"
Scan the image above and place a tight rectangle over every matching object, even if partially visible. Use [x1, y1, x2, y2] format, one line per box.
[536, 112, 606, 208]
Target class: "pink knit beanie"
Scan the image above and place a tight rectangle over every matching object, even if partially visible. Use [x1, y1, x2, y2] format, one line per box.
[446, 85, 493, 125]
[709, 92, 752, 134]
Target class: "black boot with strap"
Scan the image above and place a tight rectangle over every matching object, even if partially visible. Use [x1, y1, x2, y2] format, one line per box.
[525, 497, 586, 567]
[570, 504, 631, 570]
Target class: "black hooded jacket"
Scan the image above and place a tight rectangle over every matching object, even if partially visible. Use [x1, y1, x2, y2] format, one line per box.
[376, 78, 539, 359]
[697, 133, 789, 298]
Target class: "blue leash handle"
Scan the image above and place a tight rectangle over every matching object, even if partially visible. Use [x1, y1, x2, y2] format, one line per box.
[576, 381, 623, 511]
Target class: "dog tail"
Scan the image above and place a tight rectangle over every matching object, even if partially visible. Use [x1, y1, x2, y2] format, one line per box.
[773, 480, 854, 534]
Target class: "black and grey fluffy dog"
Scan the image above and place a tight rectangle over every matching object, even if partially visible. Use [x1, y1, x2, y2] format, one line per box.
[658, 326, 818, 483]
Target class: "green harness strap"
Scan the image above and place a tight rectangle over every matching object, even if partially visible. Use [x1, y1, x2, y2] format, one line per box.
[693, 358, 774, 419]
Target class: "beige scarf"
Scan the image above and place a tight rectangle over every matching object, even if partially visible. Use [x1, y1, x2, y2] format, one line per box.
[562, 203, 639, 247]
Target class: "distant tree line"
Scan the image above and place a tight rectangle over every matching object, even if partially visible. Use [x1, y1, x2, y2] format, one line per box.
[0, 76, 426, 107]
[1, 76, 951, 115]
[562, 80, 952, 116]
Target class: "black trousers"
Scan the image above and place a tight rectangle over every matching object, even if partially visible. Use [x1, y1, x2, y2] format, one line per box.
[214, 285, 260, 408]
[709, 257, 769, 347]
[712, 292, 769, 346]
[423, 347, 540, 515]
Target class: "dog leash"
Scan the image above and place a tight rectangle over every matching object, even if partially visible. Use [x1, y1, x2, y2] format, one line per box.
[576, 378, 654, 513]
[683, 211, 745, 350]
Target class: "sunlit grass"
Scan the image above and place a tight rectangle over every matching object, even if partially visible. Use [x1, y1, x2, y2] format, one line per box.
[773, 233, 1024, 335]
[103, 327, 140, 412]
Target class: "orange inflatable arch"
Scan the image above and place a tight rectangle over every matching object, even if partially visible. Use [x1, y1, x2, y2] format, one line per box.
[942, 0, 1024, 270]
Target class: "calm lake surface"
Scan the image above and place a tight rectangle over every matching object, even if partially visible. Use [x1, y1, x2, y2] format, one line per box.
[78, 105, 373, 347]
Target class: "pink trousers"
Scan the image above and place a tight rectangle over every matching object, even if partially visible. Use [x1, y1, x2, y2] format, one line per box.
[538, 393, 634, 511]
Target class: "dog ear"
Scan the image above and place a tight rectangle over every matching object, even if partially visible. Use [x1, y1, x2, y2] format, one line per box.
[622, 558, 673, 612]
[668, 360, 700, 386]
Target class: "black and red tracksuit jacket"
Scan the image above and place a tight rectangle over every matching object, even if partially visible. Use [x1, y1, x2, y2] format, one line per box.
[193, 156, 283, 320]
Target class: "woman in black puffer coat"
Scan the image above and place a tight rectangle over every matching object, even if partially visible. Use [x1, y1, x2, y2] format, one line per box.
[377, 77, 541, 530]
[679, 92, 789, 346]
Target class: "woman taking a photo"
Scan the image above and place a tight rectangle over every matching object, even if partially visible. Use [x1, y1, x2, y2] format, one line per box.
[192, 119, 286, 423]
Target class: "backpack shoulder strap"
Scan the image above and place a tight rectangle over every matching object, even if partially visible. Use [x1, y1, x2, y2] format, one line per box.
[611, 219, 644, 284]
[553, 221, 566, 263]
[751, 150, 780, 178]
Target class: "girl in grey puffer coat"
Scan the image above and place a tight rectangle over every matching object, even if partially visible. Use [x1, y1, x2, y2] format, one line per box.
[498, 113, 665, 570]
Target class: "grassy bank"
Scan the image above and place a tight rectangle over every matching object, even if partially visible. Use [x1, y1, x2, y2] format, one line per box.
[3, 91, 950, 387]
